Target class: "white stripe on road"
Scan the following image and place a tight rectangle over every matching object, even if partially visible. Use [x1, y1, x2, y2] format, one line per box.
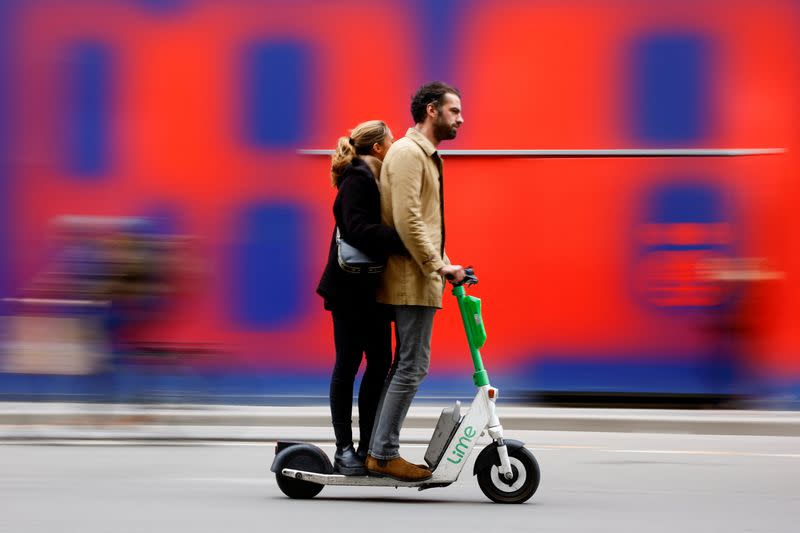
[605, 449, 800, 459]
[3, 440, 799, 459]
[176, 477, 268, 484]
[533, 444, 800, 459]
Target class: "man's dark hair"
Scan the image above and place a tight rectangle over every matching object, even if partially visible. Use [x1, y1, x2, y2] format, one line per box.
[410, 81, 461, 124]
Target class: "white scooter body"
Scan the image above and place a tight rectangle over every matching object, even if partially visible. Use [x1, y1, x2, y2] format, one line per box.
[281, 384, 512, 488]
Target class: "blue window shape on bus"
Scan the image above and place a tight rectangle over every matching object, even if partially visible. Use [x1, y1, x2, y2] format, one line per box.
[63, 42, 112, 178]
[231, 202, 309, 328]
[633, 180, 739, 311]
[645, 182, 725, 228]
[630, 34, 711, 143]
[411, 0, 468, 87]
[241, 41, 310, 148]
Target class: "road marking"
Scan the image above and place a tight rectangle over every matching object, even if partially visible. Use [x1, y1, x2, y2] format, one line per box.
[2, 440, 799, 459]
[176, 477, 269, 484]
[606, 449, 800, 459]
[533, 444, 800, 459]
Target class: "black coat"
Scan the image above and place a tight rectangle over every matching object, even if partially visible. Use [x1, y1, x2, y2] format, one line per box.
[316, 158, 406, 311]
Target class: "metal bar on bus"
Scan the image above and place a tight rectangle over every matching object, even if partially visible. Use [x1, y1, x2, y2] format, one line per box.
[297, 148, 785, 158]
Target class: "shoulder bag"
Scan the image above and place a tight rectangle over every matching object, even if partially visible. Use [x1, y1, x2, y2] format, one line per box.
[336, 227, 385, 274]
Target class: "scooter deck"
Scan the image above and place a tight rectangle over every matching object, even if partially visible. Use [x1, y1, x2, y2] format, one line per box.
[281, 468, 450, 488]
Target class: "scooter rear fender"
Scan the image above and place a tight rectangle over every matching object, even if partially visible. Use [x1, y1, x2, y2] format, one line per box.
[270, 442, 334, 474]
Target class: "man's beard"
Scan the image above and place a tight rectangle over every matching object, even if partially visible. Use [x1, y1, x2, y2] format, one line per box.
[434, 120, 458, 142]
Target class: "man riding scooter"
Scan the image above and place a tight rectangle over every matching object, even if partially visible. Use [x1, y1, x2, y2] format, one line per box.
[366, 81, 467, 481]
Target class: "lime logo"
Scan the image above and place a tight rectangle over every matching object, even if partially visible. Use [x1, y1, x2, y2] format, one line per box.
[446, 425, 476, 464]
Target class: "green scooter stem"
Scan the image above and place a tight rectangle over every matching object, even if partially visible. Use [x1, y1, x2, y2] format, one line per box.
[452, 285, 490, 387]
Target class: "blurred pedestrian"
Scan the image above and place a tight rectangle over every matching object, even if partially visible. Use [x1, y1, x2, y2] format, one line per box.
[366, 81, 466, 481]
[316, 120, 406, 475]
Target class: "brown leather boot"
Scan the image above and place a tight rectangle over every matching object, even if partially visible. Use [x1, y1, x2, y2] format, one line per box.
[365, 454, 432, 481]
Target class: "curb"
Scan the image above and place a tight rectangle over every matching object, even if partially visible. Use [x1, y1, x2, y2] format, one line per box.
[2, 404, 800, 439]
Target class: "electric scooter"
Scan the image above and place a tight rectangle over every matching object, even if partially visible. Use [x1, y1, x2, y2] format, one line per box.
[270, 268, 541, 503]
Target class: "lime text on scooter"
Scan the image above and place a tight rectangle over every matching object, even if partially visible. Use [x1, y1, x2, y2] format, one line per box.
[446, 426, 477, 464]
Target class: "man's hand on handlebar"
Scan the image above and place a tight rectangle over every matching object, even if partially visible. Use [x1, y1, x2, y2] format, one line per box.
[439, 264, 466, 284]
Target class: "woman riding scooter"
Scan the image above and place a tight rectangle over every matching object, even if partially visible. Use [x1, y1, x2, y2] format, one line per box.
[316, 120, 406, 475]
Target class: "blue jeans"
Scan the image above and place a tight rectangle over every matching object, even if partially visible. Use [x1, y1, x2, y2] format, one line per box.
[369, 305, 437, 460]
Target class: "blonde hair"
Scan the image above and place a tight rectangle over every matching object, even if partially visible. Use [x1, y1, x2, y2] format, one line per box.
[330, 120, 388, 186]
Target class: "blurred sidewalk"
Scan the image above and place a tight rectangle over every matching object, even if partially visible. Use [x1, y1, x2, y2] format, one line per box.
[2, 402, 800, 441]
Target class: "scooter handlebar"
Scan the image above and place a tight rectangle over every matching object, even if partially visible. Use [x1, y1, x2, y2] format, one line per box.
[446, 266, 478, 287]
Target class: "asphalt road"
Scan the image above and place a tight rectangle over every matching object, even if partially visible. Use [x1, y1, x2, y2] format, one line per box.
[2, 430, 799, 533]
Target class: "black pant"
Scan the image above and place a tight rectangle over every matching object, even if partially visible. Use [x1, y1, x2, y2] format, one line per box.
[329, 306, 392, 449]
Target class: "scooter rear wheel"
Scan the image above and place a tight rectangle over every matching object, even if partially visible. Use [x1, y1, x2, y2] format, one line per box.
[476, 446, 540, 504]
[275, 448, 326, 499]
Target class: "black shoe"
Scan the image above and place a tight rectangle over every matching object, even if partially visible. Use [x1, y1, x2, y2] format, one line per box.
[334, 444, 366, 476]
[355, 445, 368, 462]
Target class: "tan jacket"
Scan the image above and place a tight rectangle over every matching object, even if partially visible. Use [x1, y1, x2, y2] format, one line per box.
[377, 128, 450, 308]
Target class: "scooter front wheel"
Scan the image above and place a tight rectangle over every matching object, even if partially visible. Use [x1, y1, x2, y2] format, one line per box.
[476, 446, 540, 504]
